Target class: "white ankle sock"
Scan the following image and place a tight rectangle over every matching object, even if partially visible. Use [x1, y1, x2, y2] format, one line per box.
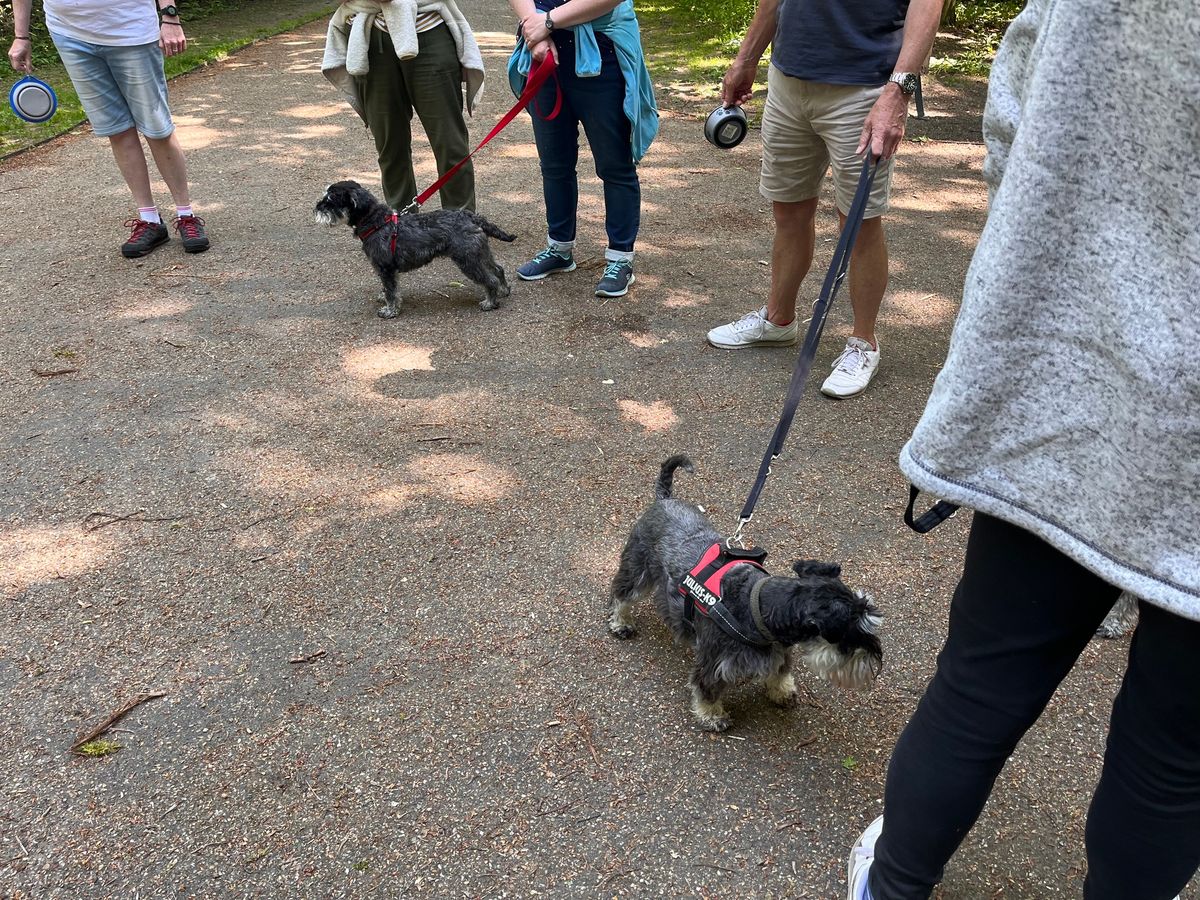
[138, 207, 161, 224]
[176, 205, 193, 219]
[605, 248, 634, 263]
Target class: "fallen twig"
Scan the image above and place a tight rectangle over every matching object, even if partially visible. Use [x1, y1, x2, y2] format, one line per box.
[82, 510, 187, 531]
[32, 367, 77, 377]
[289, 649, 327, 665]
[70, 691, 166, 752]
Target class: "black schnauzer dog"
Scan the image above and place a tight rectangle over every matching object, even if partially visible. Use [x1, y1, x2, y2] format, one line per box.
[314, 180, 515, 319]
[610, 455, 883, 732]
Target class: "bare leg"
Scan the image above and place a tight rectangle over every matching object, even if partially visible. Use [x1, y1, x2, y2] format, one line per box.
[108, 128, 155, 209]
[145, 132, 192, 209]
[765, 198, 819, 326]
[839, 212, 888, 346]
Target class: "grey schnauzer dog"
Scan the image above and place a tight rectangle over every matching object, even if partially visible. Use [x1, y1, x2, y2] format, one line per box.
[609, 455, 883, 732]
[314, 180, 515, 319]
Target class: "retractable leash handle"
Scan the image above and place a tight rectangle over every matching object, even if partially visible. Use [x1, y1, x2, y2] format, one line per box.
[409, 53, 561, 211]
[733, 154, 881, 542]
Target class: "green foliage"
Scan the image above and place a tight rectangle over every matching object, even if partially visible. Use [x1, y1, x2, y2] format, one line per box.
[76, 738, 121, 757]
[931, 1, 1025, 76]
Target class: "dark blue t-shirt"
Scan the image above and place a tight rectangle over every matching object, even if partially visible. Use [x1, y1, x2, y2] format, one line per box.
[772, 0, 910, 86]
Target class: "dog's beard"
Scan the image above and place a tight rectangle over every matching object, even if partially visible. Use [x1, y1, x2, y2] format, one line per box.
[800, 599, 883, 691]
[314, 207, 342, 227]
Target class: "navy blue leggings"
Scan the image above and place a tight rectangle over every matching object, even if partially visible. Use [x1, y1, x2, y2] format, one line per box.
[528, 36, 640, 252]
[870, 513, 1200, 899]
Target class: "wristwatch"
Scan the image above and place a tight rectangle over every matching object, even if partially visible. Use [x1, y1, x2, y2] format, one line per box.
[160, 5, 181, 19]
[544, 12, 555, 32]
[888, 71, 919, 96]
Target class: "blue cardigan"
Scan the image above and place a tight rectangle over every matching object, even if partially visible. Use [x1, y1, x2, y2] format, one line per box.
[507, 0, 659, 163]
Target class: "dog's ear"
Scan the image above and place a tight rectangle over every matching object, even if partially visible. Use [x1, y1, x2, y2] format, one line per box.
[792, 559, 842, 579]
[348, 184, 374, 212]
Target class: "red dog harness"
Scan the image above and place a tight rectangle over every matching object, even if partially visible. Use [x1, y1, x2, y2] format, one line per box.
[679, 542, 772, 646]
[355, 212, 400, 256]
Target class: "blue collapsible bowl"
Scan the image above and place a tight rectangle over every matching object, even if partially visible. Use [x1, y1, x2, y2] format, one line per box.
[9, 75, 58, 124]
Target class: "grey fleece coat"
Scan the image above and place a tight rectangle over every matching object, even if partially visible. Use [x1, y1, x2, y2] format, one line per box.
[900, 0, 1200, 620]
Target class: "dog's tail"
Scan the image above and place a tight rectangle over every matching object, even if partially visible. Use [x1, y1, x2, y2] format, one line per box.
[471, 213, 517, 243]
[655, 454, 695, 500]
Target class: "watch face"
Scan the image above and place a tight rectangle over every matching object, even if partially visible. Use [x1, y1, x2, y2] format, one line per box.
[162, 5, 179, 16]
[902, 73, 919, 94]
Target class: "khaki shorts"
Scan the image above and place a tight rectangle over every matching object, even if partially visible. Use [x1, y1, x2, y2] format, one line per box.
[759, 65, 895, 217]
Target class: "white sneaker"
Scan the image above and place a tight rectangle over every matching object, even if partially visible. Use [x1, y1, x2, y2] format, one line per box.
[821, 337, 881, 398]
[706, 306, 799, 349]
[847, 815, 884, 900]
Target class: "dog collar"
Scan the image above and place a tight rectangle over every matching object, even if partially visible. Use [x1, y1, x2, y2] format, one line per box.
[679, 542, 772, 647]
[355, 212, 401, 255]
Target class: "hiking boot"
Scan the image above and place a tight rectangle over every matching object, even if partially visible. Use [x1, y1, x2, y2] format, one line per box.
[517, 247, 576, 281]
[821, 337, 880, 398]
[847, 815, 883, 900]
[121, 218, 169, 258]
[706, 306, 798, 349]
[174, 214, 210, 253]
[595, 260, 635, 297]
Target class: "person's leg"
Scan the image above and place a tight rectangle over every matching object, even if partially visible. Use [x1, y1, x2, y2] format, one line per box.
[144, 133, 190, 207]
[819, 83, 896, 348]
[767, 198, 819, 324]
[757, 66, 826, 325]
[357, 27, 416, 211]
[574, 54, 639, 255]
[108, 127, 156, 209]
[865, 513, 1121, 899]
[529, 58, 580, 248]
[1083, 602, 1200, 900]
[404, 25, 474, 211]
[839, 211, 886, 345]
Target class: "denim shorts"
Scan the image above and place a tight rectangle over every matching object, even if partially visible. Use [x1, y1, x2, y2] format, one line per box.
[50, 32, 174, 139]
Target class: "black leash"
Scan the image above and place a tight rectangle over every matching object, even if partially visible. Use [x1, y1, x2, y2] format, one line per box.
[731, 154, 880, 545]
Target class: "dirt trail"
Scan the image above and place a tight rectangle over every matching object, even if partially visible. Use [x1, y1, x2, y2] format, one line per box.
[2, 3, 1185, 898]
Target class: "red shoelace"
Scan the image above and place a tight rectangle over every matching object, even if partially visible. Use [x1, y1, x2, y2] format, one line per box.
[174, 215, 205, 239]
[124, 218, 159, 241]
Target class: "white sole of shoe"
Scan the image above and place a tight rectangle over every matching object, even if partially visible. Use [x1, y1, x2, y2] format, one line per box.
[706, 333, 799, 350]
[595, 272, 635, 297]
[517, 261, 577, 281]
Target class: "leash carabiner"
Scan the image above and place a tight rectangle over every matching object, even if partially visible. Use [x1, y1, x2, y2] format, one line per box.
[398, 197, 419, 216]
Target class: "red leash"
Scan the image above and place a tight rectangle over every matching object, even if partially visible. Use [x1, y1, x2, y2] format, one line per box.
[410, 53, 561, 210]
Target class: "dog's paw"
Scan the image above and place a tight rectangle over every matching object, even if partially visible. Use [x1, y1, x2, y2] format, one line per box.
[478, 297, 499, 311]
[695, 713, 733, 733]
[377, 306, 400, 320]
[608, 622, 637, 640]
[765, 672, 799, 706]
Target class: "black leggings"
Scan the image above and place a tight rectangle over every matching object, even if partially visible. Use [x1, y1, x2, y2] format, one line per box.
[869, 514, 1200, 900]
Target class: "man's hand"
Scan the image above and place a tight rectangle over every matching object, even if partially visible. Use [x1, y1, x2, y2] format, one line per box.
[159, 22, 187, 57]
[720, 58, 758, 107]
[8, 38, 33, 73]
[857, 84, 909, 160]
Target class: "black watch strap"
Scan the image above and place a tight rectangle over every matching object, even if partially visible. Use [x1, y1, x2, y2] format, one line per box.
[161, 5, 180, 18]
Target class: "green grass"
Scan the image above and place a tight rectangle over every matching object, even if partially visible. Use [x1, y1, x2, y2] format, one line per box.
[637, 0, 762, 104]
[929, 1, 1024, 76]
[1, 0, 337, 157]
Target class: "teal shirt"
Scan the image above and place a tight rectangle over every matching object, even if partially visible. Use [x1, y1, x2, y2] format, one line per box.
[507, 0, 659, 163]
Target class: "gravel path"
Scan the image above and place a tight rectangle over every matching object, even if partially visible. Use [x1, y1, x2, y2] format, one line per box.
[1, 4, 1191, 898]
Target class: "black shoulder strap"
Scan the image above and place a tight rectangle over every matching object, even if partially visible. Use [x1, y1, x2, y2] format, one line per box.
[903, 484, 960, 534]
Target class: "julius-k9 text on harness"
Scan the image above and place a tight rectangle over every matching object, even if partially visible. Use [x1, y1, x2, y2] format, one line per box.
[680, 543, 774, 647]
